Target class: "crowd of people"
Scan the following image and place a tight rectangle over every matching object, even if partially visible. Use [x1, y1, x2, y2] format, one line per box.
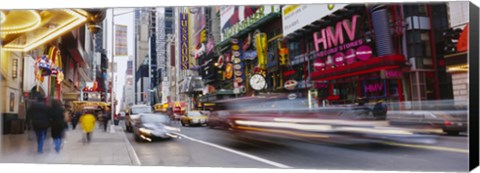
[25, 97, 113, 154]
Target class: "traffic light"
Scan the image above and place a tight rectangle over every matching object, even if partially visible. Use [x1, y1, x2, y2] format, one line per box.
[443, 28, 463, 54]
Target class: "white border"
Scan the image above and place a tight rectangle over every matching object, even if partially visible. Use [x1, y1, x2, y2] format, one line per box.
[0, 0, 464, 10]
[2, 0, 478, 173]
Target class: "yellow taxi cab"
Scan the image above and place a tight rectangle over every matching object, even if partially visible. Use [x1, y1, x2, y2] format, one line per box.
[180, 110, 208, 127]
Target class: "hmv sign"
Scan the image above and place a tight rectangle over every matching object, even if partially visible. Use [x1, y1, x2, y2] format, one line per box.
[312, 15, 374, 70]
[363, 79, 386, 98]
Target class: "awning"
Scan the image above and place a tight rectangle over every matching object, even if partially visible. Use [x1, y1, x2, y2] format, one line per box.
[456, 24, 469, 52]
[311, 54, 406, 81]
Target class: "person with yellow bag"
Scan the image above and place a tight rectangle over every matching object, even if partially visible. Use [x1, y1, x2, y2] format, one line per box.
[80, 109, 96, 143]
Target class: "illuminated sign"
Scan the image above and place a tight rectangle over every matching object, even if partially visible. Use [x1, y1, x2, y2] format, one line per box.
[311, 14, 375, 70]
[2, 9, 88, 52]
[363, 79, 386, 98]
[313, 15, 360, 52]
[180, 13, 189, 69]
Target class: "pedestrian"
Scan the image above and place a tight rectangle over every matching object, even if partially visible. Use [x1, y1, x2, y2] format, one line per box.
[48, 100, 66, 153]
[27, 96, 49, 154]
[373, 99, 388, 120]
[80, 109, 96, 143]
[102, 108, 111, 132]
[71, 112, 81, 130]
[96, 110, 104, 129]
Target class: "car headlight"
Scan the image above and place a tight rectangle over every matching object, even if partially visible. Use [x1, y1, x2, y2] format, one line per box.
[139, 128, 152, 135]
[164, 126, 180, 132]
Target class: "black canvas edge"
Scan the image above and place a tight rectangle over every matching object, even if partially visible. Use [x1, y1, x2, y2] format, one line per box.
[469, 1, 480, 171]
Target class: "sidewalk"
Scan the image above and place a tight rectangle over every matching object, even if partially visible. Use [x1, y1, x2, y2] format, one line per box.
[0, 125, 137, 165]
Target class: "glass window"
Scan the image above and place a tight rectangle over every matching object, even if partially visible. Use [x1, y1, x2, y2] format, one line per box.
[132, 106, 153, 114]
[187, 111, 203, 116]
[141, 114, 170, 123]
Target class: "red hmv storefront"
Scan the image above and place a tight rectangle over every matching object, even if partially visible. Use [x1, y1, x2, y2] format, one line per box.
[311, 54, 407, 105]
[306, 13, 408, 105]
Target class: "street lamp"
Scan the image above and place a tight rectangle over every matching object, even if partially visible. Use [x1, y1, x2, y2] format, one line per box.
[109, 8, 141, 133]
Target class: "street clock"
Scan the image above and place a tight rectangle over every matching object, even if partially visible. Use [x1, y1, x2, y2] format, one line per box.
[249, 74, 266, 91]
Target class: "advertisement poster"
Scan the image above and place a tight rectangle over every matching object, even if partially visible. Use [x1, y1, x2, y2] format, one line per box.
[114, 24, 128, 56]
[282, 4, 347, 36]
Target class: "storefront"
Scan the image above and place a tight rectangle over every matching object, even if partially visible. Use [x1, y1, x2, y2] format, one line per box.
[1, 9, 90, 134]
[282, 4, 408, 105]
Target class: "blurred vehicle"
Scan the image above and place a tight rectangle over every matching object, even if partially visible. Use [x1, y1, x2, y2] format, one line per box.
[387, 100, 467, 136]
[180, 111, 208, 127]
[214, 94, 438, 145]
[132, 113, 180, 142]
[125, 105, 153, 132]
[208, 110, 231, 129]
[388, 110, 467, 135]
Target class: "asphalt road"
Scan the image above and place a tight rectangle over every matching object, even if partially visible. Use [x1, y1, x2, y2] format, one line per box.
[123, 121, 469, 172]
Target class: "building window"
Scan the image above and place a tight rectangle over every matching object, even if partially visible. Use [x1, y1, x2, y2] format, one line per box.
[12, 59, 18, 79]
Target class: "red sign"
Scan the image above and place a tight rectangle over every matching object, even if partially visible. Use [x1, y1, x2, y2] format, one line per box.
[327, 95, 340, 100]
[356, 45, 373, 61]
[313, 15, 359, 51]
[334, 52, 345, 66]
[283, 70, 295, 76]
[345, 49, 356, 64]
[284, 80, 298, 90]
[382, 69, 402, 79]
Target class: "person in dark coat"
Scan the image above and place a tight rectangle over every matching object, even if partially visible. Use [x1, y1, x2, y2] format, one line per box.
[373, 99, 388, 120]
[27, 97, 49, 154]
[48, 100, 66, 153]
[71, 112, 81, 130]
[102, 108, 111, 132]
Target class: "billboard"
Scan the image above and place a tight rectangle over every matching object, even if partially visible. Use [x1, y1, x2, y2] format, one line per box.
[220, 5, 280, 41]
[282, 4, 347, 37]
[180, 12, 189, 69]
[192, 7, 207, 44]
[114, 24, 128, 56]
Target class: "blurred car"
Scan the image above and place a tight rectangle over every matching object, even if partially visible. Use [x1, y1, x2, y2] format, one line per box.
[132, 113, 180, 142]
[180, 111, 208, 127]
[208, 110, 231, 129]
[125, 105, 153, 132]
[386, 99, 468, 136]
[387, 110, 467, 135]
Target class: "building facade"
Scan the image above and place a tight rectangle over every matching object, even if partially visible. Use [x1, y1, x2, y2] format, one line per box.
[444, 1, 469, 101]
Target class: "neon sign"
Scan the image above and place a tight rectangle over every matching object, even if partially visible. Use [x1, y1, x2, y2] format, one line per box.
[180, 13, 189, 70]
[365, 82, 383, 93]
[313, 15, 359, 52]
[363, 79, 386, 98]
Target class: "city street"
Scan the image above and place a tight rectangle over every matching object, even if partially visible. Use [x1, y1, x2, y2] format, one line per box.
[122, 121, 469, 172]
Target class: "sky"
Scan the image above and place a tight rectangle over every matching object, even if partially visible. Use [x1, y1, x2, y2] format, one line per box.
[106, 8, 135, 113]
